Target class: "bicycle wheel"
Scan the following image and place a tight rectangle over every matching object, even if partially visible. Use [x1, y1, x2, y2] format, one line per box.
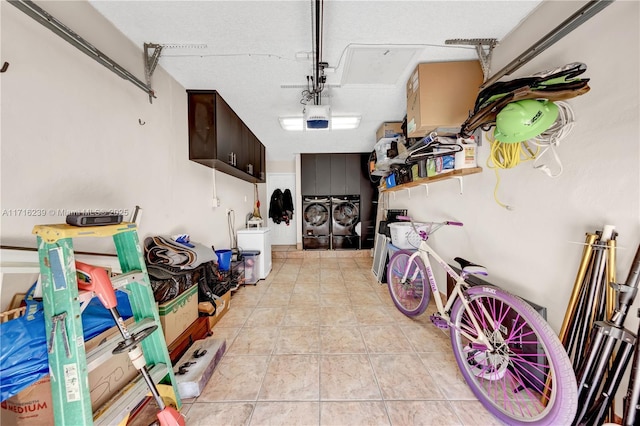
[386, 250, 430, 317]
[449, 285, 577, 425]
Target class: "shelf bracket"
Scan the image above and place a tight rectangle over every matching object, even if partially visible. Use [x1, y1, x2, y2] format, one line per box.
[444, 38, 497, 81]
[421, 184, 429, 197]
[144, 43, 163, 104]
[454, 177, 464, 194]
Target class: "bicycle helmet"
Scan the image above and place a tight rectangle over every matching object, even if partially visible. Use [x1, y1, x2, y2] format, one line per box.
[493, 99, 559, 143]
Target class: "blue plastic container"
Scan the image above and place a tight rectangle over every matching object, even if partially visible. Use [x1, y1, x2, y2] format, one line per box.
[215, 249, 232, 271]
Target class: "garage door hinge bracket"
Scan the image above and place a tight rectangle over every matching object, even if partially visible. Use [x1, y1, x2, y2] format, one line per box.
[444, 38, 498, 81]
[144, 43, 163, 104]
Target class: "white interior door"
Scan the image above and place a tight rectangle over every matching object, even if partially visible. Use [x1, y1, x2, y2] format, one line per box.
[266, 173, 297, 246]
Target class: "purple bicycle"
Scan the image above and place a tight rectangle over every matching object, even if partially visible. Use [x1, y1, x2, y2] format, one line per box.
[387, 217, 577, 425]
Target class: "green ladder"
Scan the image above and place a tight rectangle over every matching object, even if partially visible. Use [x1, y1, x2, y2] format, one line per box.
[32, 222, 181, 425]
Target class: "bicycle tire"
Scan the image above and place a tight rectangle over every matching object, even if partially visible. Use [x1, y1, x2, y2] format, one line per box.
[386, 250, 430, 317]
[449, 285, 577, 425]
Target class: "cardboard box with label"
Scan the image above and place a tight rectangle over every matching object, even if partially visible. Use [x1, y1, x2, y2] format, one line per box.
[158, 284, 199, 346]
[0, 320, 138, 425]
[406, 60, 483, 138]
[376, 122, 403, 142]
[207, 290, 231, 330]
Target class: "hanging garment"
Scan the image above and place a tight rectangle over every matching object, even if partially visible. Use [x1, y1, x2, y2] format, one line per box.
[282, 189, 294, 226]
[459, 62, 591, 137]
[269, 189, 285, 224]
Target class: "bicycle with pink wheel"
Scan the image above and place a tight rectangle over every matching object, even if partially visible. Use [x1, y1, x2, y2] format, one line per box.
[386, 217, 577, 425]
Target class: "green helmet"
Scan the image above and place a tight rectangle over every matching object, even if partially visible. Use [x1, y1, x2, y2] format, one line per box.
[494, 99, 559, 143]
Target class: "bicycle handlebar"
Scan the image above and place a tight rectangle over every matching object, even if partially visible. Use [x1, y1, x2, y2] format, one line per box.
[395, 216, 464, 227]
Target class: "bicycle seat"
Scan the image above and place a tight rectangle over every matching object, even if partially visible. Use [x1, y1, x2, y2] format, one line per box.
[454, 257, 488, 277]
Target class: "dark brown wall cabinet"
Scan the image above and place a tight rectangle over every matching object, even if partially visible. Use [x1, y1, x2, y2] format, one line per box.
[187, 90, 266, 183]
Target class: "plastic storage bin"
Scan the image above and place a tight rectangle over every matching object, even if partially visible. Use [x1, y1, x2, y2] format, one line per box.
[388, 222, 429, 249]
[241, 250, 261, 285]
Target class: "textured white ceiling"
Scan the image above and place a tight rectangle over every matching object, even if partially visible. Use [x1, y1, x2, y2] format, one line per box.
[88, 0, 542, 161]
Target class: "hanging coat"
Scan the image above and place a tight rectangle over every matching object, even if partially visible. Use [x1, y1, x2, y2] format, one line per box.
[282, 189, 294, 225]
[269, 189, 285, 224]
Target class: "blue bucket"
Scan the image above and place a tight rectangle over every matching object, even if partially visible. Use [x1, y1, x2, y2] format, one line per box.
[215, 249, 233, 271]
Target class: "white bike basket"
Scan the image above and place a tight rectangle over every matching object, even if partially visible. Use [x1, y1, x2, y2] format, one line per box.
[388, 222, 429, 249]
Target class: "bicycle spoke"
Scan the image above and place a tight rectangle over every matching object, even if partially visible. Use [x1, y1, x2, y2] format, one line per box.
[449, 286, 577, 424]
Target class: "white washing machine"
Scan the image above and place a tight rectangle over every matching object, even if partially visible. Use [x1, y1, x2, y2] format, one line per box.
[237, 228, 271, 279]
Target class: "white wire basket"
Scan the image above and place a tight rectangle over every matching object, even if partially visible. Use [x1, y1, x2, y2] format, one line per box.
[388, 222, 429, 249]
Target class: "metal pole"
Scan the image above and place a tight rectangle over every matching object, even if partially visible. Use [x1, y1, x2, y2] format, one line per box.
[482, 0, 615, 88]
[560, 233, 599, 346]
[8, 0, 155, 99]
[622, 309, 640, 425]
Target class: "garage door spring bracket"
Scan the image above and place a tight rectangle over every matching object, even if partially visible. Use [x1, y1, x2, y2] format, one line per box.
[144, 43, 163, 104]
[444, 38, 498, 81]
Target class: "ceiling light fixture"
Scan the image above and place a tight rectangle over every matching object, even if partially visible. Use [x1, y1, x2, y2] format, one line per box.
[278, 115, 361, 131]
[280, 0, 361, 132]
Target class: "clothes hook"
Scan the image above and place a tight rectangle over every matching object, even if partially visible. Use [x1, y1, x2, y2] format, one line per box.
[0, 62, 9, 73]
[138, 119, 145, 125]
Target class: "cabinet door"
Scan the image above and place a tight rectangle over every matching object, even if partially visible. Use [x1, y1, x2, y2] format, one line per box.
[260, 142, 266, 182]
[301, 154, 316, 195]
[253, 138, 265, 182]
[345, 154, 360, 195]
[238, 125, 250, 174]
[215, 95, 241, 167]
[315, 154, 331, 195]
[330, 154, 346, 195]
[246, 130, 256, 177]
[188, 92, 216, 163]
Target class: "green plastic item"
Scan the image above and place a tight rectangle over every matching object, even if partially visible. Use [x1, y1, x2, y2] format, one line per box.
[32, 223, 181, 426]
[494, 99, 559, 143]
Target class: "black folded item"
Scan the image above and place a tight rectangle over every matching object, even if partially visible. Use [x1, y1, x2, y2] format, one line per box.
[386, 209, 407, 222]
[378, 221, 391, 237]
[147, 262, 203, 304]
[147, 260, 231, 305]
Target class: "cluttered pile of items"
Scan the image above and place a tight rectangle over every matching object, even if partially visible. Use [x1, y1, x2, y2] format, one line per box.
[370, 61, 591, 201]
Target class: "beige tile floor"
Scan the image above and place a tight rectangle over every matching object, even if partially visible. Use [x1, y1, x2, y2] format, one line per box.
[181, 254, 500, 425]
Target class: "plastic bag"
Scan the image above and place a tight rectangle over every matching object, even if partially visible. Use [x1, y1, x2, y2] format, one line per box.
[0, 283, 132, 402]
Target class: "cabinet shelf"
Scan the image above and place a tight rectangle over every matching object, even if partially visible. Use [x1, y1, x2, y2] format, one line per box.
[380, 167, 482, 193]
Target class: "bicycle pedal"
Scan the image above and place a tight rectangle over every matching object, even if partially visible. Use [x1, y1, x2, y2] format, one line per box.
[430, 314, 449, 329]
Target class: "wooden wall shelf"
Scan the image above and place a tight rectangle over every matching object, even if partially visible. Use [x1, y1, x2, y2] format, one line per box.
[380, 167, 482, 193]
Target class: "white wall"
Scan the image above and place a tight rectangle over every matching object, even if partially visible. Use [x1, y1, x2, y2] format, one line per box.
[0, 2, 265, 263]
[266, 173, 297, 245]
[385, 0, 639, 414]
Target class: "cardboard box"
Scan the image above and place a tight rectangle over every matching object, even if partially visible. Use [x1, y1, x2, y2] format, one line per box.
[406, 60, 483, 138]
[208, 290, 231, 330]
[158, 284, 199, 346]
[0, 320, 138, 425]
[376, 122, 403, 141]
[1, 377, 53, 426]
[84, 318, 139, 410]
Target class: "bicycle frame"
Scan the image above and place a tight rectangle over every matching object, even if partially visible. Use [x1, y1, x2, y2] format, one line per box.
[401, 239, 496, 352]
